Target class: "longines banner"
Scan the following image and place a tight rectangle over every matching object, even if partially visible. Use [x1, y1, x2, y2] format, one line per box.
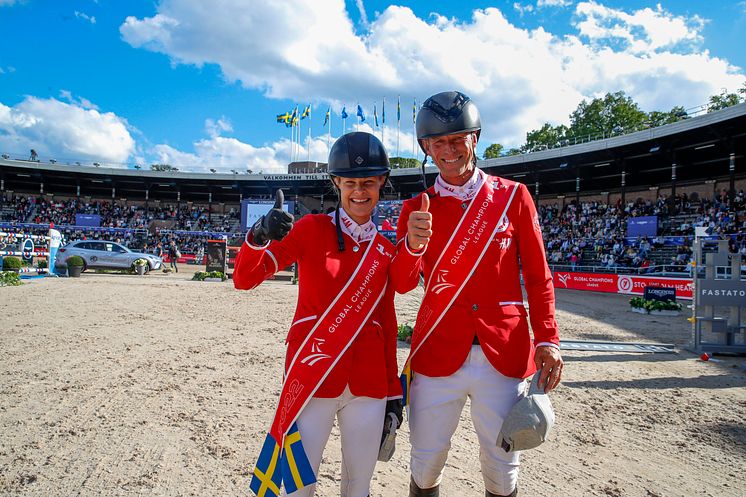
[552, 272, 693, 300]
[697, 279, 746, 306]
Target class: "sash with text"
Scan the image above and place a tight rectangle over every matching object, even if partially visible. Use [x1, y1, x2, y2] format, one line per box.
[400, 179, 519, 405]
[250, 234, 393, 497]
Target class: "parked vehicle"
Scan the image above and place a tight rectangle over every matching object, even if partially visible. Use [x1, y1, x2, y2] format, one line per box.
[55, 240, 162, 273]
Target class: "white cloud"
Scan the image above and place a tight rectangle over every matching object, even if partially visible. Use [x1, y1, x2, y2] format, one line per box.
[574, 1, 705, 53]
[119, 0, 745, 149]
[537, 0, 571, 8]
[0, 97, 135, 165]
[513, 3, 534, 16]
[355, 0, 369, 27]
[204, 116, 233, 138]
[74, 10, 96, 24]
[59, 89, 100, 110]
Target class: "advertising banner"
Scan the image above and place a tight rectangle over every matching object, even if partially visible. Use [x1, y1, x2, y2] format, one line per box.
[627, 216, 657, 238]
[75, 214, 102, 227]
[552, 271, 693, 300]
[206, 239, 227, 273]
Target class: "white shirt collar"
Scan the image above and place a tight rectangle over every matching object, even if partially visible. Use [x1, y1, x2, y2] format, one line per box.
[328, 207, 377, 243]
[434, 167, 485, 201]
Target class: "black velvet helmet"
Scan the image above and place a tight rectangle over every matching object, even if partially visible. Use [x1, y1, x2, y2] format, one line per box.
[328, 132, 390, 178]
[416, 91, 481, 152]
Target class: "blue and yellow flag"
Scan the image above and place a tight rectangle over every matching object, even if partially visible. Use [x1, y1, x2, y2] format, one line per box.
[373, 104, 379, 127]
[323, 106, 330, 127]
[301, 104, 311, 120]
[400, 363, 413, 407]
[281, 423, 316, 493]
[250, 423, 316, 497]
[276, 111, 291, 125]
[250, 434, 283, 497]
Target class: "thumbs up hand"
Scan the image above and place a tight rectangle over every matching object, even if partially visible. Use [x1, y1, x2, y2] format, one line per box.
[251, 189, 294, 245]
[406, 193, 432, 252]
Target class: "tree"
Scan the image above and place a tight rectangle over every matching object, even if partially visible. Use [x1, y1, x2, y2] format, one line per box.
[707, 90, 742, 112]
[568, 91, 648, 140]
[647, 106, 688, 127]
[505, 148, 522, 156]
[483, 143, 504, 159]
[134, 165, 142, 170]
[150, 163, 179, 172]
[389, 157, 420, 169]
[522, 123, 569, 152]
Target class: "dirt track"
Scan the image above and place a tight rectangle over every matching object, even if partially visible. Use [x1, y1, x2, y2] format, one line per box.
[1, 270, 744, 496]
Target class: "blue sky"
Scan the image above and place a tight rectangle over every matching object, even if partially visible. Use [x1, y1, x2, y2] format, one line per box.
[1, 0, 744, 173]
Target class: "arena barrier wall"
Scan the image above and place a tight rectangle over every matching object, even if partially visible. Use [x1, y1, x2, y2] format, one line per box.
[552, 271, 693, 300]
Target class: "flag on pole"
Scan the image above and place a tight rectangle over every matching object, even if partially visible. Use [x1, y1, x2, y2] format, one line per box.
[276, 111, 291, 125]
[287, 107, 298, 128]
[382, 98, 386, 125]
[413, 98, 417, 123]
[373, 104, 378, 127]
[397, 96, 401, 123]
[323, 107, 330, 127]
[356, 104, 365, 123]
[341, 107, 348, 119]
[301, 104, 311, 120]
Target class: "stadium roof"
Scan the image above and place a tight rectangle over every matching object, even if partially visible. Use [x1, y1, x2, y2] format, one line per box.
[1, 103, 744, 203]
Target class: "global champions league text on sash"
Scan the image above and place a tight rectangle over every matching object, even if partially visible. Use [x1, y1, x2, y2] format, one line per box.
[328, 252, 388, 334]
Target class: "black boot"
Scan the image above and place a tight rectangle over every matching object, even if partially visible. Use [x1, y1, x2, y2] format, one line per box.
[486, 487, 517, 497]
[409, 477, 439, 497]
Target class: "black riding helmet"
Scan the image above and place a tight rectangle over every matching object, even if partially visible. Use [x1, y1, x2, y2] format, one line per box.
[328, 131, 391, 178]
[328, 132, 390, 251]
[415, 91, 481, 188]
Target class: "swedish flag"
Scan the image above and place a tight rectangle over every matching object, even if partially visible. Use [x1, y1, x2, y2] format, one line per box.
[276, 112, 291, 125]
[400, 363, 413, 407]
[323, 106, 330, 127]
[281, 423, 316, 493]
[301, 105, 311, 120]
[397, 96, 401, 123]
[373, 104, 379, 127]
[250, 434, 282, 497]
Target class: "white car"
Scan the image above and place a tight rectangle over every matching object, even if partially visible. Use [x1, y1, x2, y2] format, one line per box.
[55, 240, 163, 273]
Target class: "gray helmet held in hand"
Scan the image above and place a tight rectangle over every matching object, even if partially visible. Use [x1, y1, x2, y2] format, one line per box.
[328, 131, 390, 178]
[497, 369, 555, 453]
[416, 91, 481, 153]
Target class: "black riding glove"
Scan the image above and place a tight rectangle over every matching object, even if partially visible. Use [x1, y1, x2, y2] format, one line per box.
[385, 398, 404, 428]
[251, 189, 294, 245]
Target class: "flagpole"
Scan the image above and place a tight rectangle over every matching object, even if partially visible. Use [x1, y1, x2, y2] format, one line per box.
[356, 102, 359, 132]
[327, 110, 331, 151]
[307, 107, 311, 163]
[396, 96, 400, 167]
[381, 97, 385, 146]
[412, 98, 417, 160]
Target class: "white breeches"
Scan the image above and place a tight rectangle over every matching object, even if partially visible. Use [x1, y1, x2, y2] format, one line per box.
[284, 387, 386, 497]
[409, 346, 525, 495]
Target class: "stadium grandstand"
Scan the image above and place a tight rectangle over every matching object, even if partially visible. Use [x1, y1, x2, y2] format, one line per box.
[1, 103, 744, 276]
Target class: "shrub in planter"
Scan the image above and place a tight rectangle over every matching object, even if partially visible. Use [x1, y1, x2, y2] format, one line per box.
[132, 258, 148, 275]
[0, 271, 22, 286]
[398, 323, 413, 342]
[629, 297, 682, 314]
[66, 255, 85, 277]
[2, 256, 22, 272]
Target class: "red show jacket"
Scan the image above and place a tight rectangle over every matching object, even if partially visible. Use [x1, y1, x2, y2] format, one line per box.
[391, 175, 559, 379]
[233, 214, 402, 400]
